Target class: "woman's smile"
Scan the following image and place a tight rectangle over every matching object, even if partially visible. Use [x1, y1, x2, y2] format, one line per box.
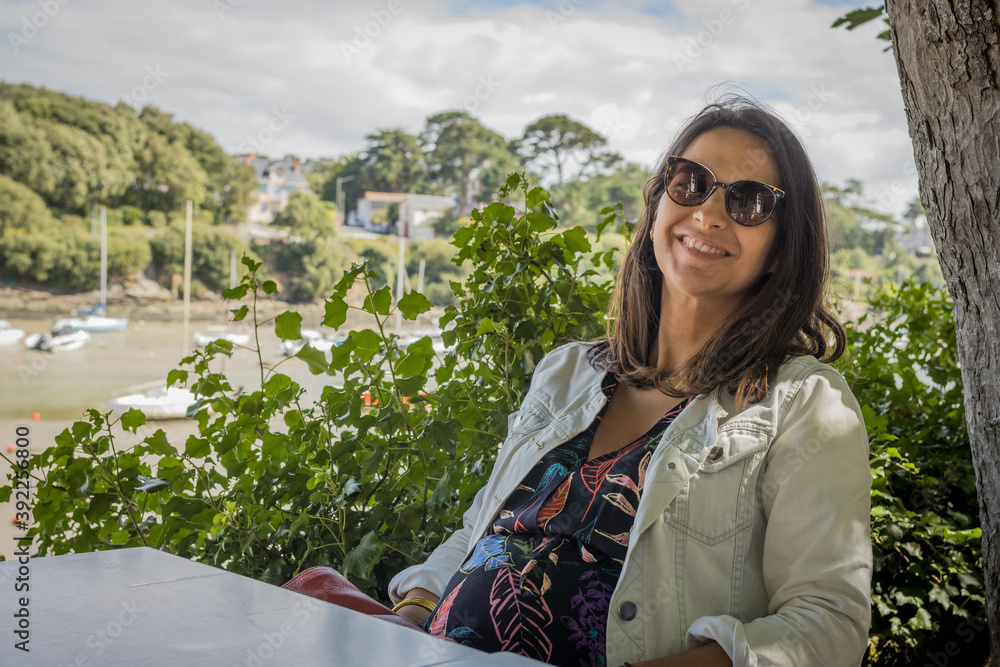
[677, 234, 731, 257]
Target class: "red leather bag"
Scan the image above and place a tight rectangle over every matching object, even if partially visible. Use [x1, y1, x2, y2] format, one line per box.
[280, 566, 420, 630]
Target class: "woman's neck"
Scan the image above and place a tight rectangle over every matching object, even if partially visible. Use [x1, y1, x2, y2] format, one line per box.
[652, 291, 735, 372]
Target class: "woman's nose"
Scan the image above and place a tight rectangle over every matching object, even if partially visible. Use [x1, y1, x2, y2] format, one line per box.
[693, 187, 729, 227]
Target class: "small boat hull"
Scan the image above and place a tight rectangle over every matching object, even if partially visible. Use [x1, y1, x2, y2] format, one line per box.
[25, 329, 91, 352]
[108, 386, 198, 420]
[0, 320, 25, 346]
[54, 315, 129, 332]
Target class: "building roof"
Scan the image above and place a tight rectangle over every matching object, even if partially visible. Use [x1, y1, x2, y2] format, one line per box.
[238, 156, 310, 188]
[363, 192, 409, 203]
[362, 191, 457, 209]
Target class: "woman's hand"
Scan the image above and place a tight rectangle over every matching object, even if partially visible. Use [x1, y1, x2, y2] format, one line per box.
[394, 587, 439, 629]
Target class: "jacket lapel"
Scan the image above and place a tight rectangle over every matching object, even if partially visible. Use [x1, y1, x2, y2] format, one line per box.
[630, 393, 729, 540]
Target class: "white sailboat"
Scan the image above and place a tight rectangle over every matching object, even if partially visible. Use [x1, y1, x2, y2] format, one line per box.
[54, 206, 129, 333]
[278, 329, 342, 356]
[108, 385, 198, 420]
[0, 320, 25, 346]
[193, 326, 250, 348]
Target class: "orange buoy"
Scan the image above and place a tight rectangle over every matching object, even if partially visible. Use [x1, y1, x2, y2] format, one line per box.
[32, 412, 41, 421]
[6, 445, 13, 452]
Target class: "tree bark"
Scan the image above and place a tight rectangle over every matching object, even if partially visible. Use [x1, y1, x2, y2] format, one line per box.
[884, 0, 1000, 657]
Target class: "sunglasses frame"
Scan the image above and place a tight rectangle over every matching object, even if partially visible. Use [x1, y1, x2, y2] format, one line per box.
[664, 156, 785, 227]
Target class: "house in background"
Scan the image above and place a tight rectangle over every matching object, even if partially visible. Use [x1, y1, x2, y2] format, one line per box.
[238, 155, 312, 223]
[354, 192, 458, 239]
[897, 212, 936, 256]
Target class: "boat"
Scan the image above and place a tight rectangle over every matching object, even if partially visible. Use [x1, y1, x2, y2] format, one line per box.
[278, 329, 341, 356]
[108, 385, 198, 420]
[0, 320, 25, 346]
[54, 308, 129, 333]
[24, 326, 91, 352]
[193, 326, 250, 348]
[55, 207, 129, 332]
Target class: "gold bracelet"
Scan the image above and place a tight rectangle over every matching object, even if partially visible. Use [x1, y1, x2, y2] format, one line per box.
[391, 596, 437, 613]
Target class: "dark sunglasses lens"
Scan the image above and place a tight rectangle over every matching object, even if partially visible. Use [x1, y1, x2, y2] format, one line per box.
[727, 182, 776, 226]
[667, 162, 714, 205]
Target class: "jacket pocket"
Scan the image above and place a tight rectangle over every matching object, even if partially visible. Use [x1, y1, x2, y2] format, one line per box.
[665, 430, 767, 546]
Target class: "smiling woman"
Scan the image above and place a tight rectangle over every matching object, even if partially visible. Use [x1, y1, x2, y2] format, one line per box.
[388, 95, 871, 667]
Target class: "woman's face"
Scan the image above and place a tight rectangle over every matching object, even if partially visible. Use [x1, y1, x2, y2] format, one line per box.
[650, 126, 781, 313]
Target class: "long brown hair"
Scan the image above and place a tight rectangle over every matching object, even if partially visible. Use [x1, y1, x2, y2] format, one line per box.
[591, 95, 846, 407]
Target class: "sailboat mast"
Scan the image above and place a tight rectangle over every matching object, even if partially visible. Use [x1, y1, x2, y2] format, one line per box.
[182, 199, 193, 357]
[100, 205, 108, 310]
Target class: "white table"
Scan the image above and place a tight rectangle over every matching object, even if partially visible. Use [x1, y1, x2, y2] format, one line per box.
[0, 547, 544, 666]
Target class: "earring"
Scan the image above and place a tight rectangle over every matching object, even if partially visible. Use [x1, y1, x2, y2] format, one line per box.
[649, 228, 655, 241]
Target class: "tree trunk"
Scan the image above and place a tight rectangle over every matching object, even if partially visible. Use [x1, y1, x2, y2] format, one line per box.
[884, 0, 1000, 657]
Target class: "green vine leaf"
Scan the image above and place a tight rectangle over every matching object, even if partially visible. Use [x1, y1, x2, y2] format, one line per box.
[397, 291, 433, 320]
[275, 311, 303, 341]
[120, 408, 146, 433]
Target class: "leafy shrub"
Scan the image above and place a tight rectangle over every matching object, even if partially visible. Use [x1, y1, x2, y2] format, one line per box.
[0, 173, 57, 235]
[149, 224, 252, 293]
[119, 205, 144, 226]
[269, 235, 358, 301]
[3, 174, 620, 601]
[405, 238, 468, 307]
[145, 210, 167, 228]
[0, 229, 96, 287]
[0, 226, 152, 287]
[107, 230, 152, 279]
[838, 280, 987, 665]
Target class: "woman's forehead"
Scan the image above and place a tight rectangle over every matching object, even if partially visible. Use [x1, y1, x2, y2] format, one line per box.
[680, 127, 782, 189]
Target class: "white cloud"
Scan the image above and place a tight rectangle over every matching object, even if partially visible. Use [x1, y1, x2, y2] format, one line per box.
[0, 0, 916, 215]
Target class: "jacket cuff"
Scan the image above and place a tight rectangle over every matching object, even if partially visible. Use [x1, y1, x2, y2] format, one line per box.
[388, 562, 454, 604]
[685, 615, 753, 666]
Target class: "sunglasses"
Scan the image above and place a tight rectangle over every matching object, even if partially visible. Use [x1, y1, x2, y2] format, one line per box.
[664, 156, 785, 227]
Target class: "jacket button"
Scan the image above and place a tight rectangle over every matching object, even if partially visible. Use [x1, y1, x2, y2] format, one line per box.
[668, 462, 676, 470]
[618, 601, 637, 621]
[707, 445, 723, 462]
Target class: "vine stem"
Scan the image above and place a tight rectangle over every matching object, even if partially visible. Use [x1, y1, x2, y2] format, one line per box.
[86, 416, 148, 547]
[252, 272, 265, 388]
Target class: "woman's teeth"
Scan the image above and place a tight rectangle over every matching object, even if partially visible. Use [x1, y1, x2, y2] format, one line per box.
[682, 237, 727, 256]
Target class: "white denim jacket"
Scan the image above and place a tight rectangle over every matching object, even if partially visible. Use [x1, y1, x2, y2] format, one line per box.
[390, 342, 872, 666]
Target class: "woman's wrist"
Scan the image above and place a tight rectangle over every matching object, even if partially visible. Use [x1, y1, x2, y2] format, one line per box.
[394, 587, 439, 627]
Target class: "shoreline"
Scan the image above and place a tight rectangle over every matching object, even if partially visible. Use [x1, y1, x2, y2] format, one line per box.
[0, 284, 326, 323]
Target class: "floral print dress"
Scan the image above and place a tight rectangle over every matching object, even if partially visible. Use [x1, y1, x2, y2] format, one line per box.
[425, 374, 690, 667]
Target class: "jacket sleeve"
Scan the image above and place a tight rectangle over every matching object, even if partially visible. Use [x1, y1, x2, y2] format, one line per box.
[388, 483, 487, 603]
[685, 369, 873, 667]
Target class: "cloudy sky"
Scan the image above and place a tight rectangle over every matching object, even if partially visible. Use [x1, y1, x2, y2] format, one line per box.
[1, 0, 917, 215]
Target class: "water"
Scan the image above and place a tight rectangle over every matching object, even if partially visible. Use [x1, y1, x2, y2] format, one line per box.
[0, 317, 343, 422]
[0, 314, 357, 560]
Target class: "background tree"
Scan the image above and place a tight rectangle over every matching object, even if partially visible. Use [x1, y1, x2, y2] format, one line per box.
[422, 110, 520, 212]
[271, 190, 334, 240]
[839, 1, 1000, 658]
[517, 114, 621, 189]
[362, 129, 426, 193]
[558, 161, 649, 231]
[824, 179, 901, 256]
[307, 154, 368, 222]
[130, 132, 209, 212]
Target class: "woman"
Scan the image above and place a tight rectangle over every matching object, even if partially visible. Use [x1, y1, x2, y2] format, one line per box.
[389, 98, 872, 667]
